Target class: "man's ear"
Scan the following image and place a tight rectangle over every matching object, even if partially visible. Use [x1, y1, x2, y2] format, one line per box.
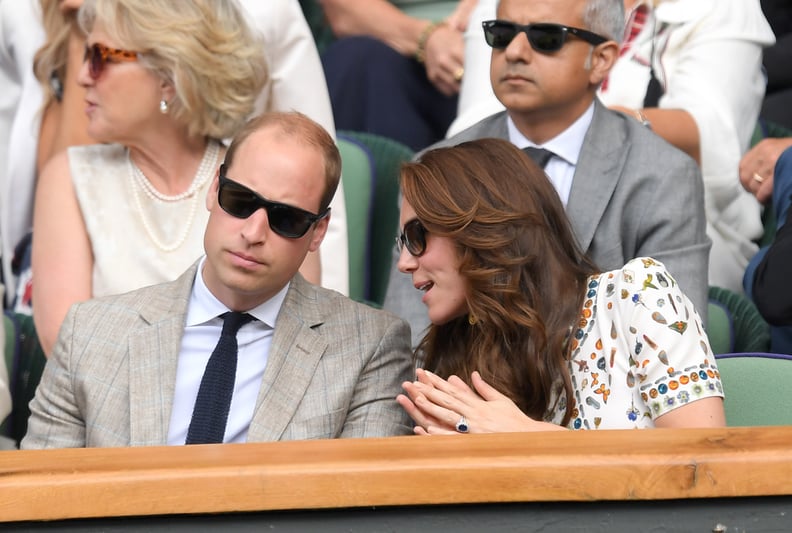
[589, 40, 619, 86]
[307, 211, 330, 253]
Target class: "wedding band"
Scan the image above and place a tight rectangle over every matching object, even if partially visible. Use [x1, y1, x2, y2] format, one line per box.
[453, 67, 464, 82]
[753, 173, 765, 184]
[455, 415, 469, 433]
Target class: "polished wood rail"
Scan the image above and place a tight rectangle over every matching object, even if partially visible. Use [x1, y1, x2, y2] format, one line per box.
[1, 425, 792, 523]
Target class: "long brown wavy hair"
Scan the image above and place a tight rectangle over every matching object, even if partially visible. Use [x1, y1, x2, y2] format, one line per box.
[401, 138, 599, 425]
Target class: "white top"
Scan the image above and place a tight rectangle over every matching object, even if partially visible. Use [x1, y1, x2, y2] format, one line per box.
[167, 256, 287, 445]
[549, 257, 723, 429]
[71, 144, 212, 298]
[0, 0, 45, 303]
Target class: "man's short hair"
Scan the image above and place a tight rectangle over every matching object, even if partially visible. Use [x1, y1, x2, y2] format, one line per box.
[223, 111, 342, 213]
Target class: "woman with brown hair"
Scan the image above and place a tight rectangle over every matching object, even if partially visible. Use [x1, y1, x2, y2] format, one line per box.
[395, 138, 725, 432]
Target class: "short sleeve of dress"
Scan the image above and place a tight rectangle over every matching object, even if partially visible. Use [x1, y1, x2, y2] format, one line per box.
[613, 257, 723, 421]
[561, 257, 723, 429]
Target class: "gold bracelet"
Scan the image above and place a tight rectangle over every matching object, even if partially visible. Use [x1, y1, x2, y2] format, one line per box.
[415, 21, 444, 64]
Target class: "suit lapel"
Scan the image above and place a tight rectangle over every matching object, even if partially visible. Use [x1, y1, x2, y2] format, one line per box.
[565, 100, 629, 252]
[480, 112, 509, 139]
[128, 264, 197, 446]
[246, 276, 328, 442]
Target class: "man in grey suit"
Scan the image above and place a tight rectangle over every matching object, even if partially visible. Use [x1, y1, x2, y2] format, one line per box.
[22, 111, 413, 449]
[385, 0, 711, 347]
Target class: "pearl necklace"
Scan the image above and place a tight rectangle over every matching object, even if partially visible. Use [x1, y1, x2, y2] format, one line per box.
[128, 140, 220, 252]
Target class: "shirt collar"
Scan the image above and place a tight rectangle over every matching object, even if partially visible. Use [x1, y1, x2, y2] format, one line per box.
[186, 256, 289, 328]
[506, 102, 595, 166]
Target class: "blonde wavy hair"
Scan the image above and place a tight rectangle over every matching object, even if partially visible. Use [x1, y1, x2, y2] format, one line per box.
[78, 0, 268, 140]
[33, 0, 76, 107]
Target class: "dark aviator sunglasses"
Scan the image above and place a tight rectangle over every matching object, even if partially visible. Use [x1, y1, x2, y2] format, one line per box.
[482, 19, 608, 52]
[396, 219, 428, 257]
[218, 165, 329, 239]
[83, 42, 138, 79]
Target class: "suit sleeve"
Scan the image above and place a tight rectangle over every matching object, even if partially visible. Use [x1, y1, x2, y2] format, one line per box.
[340, 315, 414, 438]
[632, 151, 711, 321]
[20, 306, 86, 449]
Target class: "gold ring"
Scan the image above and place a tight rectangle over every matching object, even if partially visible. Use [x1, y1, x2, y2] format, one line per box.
[453, 67, 464, 82]
[753, 172, 765, 184]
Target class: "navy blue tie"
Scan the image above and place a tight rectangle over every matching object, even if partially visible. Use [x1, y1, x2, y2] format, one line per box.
[186, 312, 255, 445]
[522, 146, 554, 169]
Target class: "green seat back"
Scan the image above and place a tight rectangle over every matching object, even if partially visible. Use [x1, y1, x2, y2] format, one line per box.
[707, 286, 771, 354]
[716, 352, 792, 426]
[338, 137, 374, 303]
[0, 314, 15, 439]
[1, 312, 47, 445]
[339, 131, 414, 308]
[706, 300, 733, 355]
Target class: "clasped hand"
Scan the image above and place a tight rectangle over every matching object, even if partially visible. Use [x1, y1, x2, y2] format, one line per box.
[397, 369, 562, 435]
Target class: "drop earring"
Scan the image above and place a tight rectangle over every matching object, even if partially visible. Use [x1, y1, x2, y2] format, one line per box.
[159, 99, 169, 114]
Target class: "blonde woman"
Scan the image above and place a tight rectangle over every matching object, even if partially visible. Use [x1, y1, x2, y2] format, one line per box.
[32, 0, 268, 355]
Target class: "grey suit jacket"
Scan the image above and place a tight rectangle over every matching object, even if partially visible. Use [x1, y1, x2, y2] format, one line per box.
[385, 99, 711, 347]
[22, 264, 413, 448]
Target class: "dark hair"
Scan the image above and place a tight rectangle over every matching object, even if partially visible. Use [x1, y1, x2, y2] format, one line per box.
[401, 138, 598, 425]
[223, 111, 341, 212]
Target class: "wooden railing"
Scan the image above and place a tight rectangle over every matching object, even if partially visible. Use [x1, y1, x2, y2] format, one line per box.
[1, 426, 792, 523]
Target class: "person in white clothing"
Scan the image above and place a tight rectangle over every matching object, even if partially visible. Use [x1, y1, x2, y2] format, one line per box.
[0, 0, 51, 306]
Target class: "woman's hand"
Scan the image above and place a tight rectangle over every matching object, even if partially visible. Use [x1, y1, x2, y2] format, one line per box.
[739, 137, 792, 205]
[397, 369, 564, 435]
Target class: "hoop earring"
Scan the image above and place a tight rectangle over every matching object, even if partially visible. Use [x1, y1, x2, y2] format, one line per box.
[159, 99, 169, 114]
[468, 314, 478, 325]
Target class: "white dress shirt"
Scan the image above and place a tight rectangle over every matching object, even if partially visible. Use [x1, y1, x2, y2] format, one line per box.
[167, 256, 288, 445]
[507, 103, 595, 206]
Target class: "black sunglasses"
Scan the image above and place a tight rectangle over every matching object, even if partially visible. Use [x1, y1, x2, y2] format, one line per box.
[83, 42, 138, 80]
[396, 219, 428, 257]
[482, 20, 608, 52]
[217, 165, 329, 239]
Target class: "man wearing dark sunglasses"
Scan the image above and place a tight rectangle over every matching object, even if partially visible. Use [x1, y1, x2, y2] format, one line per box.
[384, 0, 710, 348]
[23, 111, 413, 449]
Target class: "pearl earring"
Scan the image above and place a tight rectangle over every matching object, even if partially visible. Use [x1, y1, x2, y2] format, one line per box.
[159, 99, 169, 114]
